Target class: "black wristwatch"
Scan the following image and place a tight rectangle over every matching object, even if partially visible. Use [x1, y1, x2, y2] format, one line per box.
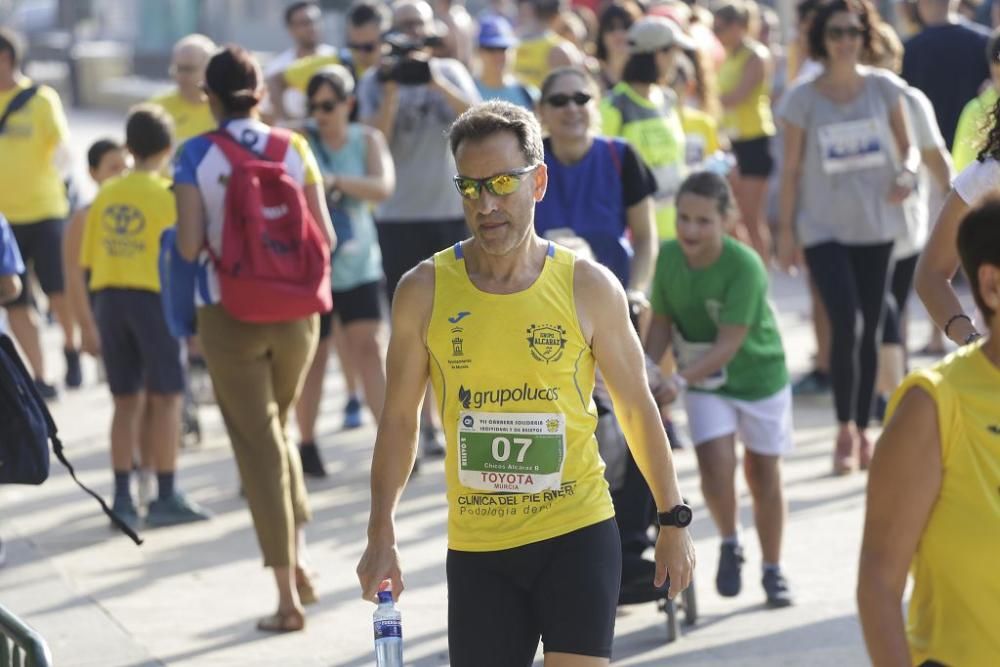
[657, 504, 693, 528]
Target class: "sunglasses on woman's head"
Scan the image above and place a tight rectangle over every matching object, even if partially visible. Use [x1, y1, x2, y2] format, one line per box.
[825, 25, 863, 40]
[309, 100, 338, 114]
[544, 92, 592, 108]
[453, 165, 539, 200]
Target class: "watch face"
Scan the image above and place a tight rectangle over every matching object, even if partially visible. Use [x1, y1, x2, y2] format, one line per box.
[676, 506, 693, 527]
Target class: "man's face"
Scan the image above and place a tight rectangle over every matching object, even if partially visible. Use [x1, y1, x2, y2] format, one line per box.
[171, 46, 208, 94]
[347, 22, 382, 71]
[454, 131, 546, 257]
[394, 3, 432, 41]
[0, 50, 14, 80]
[288, 5, 322, 50]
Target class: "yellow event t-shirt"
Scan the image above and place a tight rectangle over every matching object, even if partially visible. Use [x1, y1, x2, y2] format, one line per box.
[428, 242, 615, 552]
[0, 80, 70, 223]
[150, 90, 215, 145]
[81, 171, 176, 293]
[283, 54, 342, 92]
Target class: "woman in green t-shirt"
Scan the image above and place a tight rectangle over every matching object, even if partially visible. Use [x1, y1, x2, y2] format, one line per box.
[645, 171, 794, 609]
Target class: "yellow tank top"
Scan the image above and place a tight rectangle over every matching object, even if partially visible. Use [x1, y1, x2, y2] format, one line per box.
[514, 33, 562, 90]
[886, 341, 1000, 665]
[718, 42, 775, 141]
[428, 242, 615, 552]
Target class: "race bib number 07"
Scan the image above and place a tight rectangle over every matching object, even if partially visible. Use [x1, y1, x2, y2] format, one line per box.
[458, 411, 566, 493]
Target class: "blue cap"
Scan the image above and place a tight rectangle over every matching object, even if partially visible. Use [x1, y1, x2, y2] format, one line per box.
[377, 590, 394, 604]
[478, 16, 517, 49]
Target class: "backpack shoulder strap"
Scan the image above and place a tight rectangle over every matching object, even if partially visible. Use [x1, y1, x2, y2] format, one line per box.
[261, 128, 292, 163]
[207, 129, 257, 167]
[0, 85, 40, 135]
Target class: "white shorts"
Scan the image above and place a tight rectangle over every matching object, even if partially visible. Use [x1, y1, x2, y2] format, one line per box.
[683, 384, 794, 457]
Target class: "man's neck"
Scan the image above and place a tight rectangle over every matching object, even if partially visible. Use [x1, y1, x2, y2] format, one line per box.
[134, 158, 167, 173]
[479, 69, 506, 88]
[0, 72, 21, 92]
[918, 3, 953, 26]
[296, 44, 320, 59]
[179, 87, 205, 105]
[463, 234, 548, 293]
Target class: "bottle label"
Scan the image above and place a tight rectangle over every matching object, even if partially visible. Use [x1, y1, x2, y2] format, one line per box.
[374, 619, 402, 640]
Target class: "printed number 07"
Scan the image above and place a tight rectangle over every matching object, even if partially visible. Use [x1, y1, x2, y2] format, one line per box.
[492, 437, 533, 463]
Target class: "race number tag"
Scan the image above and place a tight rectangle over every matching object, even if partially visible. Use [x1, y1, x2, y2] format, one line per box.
[458, 412, 566, 493]
[673, 330, 727, 390]
[818, 118, 887, 175]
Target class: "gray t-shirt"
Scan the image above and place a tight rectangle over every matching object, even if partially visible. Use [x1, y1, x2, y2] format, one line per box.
[357, 58, 481, 222]
[780, 67, 908, 246]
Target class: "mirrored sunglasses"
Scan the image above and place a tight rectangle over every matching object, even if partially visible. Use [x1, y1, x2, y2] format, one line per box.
[453, 165, 539, 200]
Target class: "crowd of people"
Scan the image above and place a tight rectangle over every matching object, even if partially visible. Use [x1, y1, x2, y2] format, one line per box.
[1, 0, 998, 663]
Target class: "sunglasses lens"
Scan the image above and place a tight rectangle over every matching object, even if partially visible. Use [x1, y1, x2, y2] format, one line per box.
[486, 174, 520, 196]
[573, 93, 591, 105]
[547, 94, 569, 107]
[455, 178, 480, 199]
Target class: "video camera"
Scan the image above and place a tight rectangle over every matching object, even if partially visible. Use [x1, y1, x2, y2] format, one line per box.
[376, 32, 433, 86]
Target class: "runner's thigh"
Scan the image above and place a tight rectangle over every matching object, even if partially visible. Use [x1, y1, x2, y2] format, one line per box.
[534, 519, 621, 659]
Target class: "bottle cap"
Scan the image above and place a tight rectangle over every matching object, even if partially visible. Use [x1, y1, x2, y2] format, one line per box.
[377, 590, 394, 604]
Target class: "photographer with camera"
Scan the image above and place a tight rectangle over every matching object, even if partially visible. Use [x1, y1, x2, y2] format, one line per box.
[357, 0, 480, 459]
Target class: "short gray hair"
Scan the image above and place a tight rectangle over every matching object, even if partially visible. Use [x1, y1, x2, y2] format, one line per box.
[448, 101, 544, 166]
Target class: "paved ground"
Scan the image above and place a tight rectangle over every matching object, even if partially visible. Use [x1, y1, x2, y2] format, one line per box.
[0, 110, 966, 666]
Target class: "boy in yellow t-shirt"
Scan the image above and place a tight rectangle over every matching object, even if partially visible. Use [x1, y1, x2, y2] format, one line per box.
[79, 105, 211, 530]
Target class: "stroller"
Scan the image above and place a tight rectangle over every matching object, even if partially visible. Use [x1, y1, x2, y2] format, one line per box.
[597, 408, 698, 642]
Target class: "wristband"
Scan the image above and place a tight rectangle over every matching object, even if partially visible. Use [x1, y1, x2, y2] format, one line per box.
[943, 313, 973, 339]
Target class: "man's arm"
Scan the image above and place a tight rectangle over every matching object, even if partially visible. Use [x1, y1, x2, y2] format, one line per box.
[266, 72, 290, 122]
[625, 196, 656, 294]
[429, 59, 479, 118]
[578, 259, 695, 597]
[0, 274, 21, 304]
[357, 262, 435, 602]
[677, 324, 748, 386]
[921, 145, 953, 195]
[720, 51, 766, 109]
[858, 386, 941, 667]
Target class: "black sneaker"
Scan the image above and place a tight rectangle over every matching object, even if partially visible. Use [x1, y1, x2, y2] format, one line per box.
[716, 542, 744, 597]
[299, 441, 327, 478]
[64, 348, 82, 388]
[33, 379, 58, 401]
[762, 569, 794, 608]
[420, 426, 446, 458]
[791, 370, 831, 397]
[146, 493, 212, 527]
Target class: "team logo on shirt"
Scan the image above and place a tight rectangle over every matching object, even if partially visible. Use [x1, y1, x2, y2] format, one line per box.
[526, 324, 567, 363]
[102, 204, 146, 237]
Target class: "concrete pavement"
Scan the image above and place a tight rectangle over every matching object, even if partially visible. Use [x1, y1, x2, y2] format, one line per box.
[0, 109, 966, 666]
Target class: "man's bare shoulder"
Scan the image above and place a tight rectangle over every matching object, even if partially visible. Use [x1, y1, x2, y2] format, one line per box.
[392, 259, 436, 325]
[573, 255, 623, 300]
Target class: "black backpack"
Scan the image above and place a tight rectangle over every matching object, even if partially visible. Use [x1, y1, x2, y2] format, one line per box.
[0, 334, 142, 545]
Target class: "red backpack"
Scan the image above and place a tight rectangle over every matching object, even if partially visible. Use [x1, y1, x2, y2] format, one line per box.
[207, 129, 332, 323]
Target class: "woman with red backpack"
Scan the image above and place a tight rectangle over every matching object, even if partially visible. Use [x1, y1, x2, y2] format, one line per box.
[173, 45, 335, 633]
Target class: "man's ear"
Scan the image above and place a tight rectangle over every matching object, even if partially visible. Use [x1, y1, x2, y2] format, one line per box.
[533, 162, 548, 202]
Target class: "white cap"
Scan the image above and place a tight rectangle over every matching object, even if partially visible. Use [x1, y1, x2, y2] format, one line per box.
[627, 16, 696, 54]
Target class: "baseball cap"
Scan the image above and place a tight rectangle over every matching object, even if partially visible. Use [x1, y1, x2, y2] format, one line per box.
[478, 16, 518, 49]
[627, 16, 696, 54]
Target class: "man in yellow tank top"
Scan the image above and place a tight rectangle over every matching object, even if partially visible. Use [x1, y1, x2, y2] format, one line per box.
[858, 200, 1000, 666]
[357, 101, 694, 666]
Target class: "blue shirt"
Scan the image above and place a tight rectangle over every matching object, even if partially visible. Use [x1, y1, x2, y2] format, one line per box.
[475, 80, 538, 110]
[0, 215, 24, 277]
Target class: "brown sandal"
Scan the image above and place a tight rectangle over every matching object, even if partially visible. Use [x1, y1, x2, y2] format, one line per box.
[296, 567, 320, 606]
[257, 608, 306, 633]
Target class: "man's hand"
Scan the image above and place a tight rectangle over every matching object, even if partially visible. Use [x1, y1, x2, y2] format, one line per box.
[654, 526, 695, 600]
[653, 374, 681, 407]
[81, 323, 101, 357]
[357, 537, 405, 603]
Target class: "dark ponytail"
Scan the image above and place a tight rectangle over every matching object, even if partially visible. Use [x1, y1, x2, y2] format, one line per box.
[977, 95, 1000, 164]
[204, 45, 263, 115]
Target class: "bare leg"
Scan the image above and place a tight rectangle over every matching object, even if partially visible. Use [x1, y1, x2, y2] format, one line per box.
[743, 451, 785, 565]
[48, 293, 77, 351]
[111, 393, 144, 472]
[294, 336, 331, 444]
[545, 653, 609, 667]
[732, 174, 773, 264]
[331, 319, 360, 399]
[6, 305, 46, 380]
[344, 320, 386, 422]
[147, 392, 183, 473]
[694, 435, 740, 538]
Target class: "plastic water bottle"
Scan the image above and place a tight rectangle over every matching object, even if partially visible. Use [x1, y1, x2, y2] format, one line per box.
[373, 587, 403, 666]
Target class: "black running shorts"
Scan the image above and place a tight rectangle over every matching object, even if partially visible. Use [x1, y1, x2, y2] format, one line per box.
[446, 518, 622, 666]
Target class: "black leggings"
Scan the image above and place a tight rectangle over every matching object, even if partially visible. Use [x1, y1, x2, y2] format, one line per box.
[882, 252, 919, 346]
[804, 241, 893, 429]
